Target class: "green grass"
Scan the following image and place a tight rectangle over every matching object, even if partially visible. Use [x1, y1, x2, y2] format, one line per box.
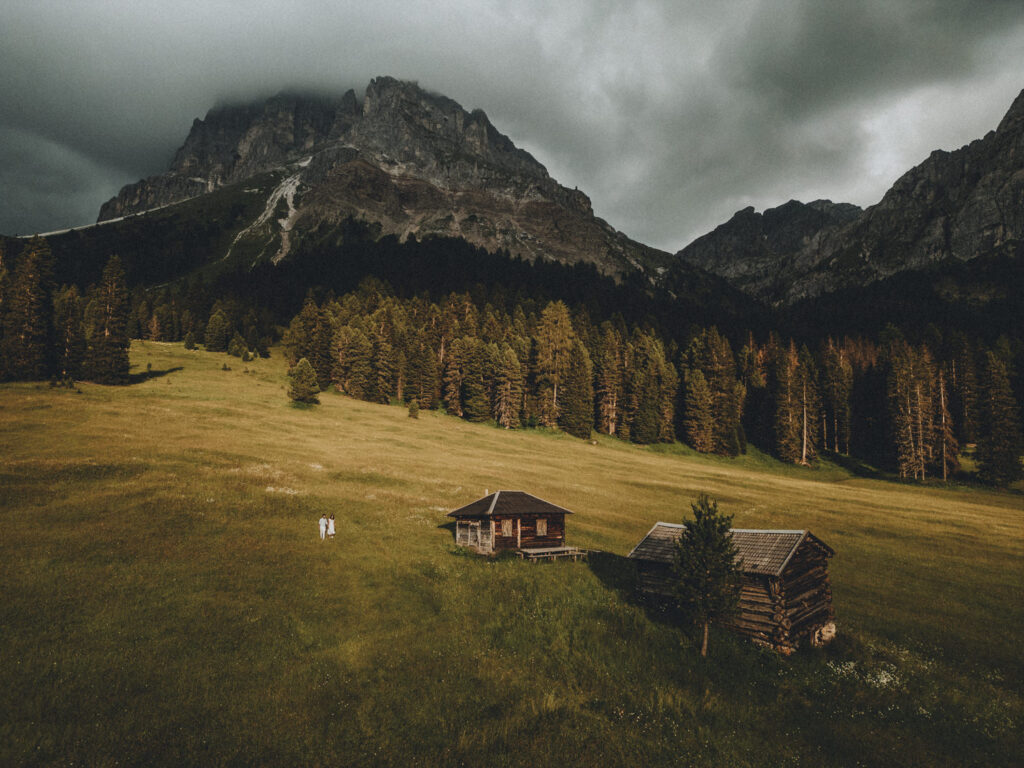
[1, 341, 1021, 767]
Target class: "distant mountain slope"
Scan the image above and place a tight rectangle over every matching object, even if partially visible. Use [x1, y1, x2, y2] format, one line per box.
[677, 87, 1024, 305]
[782, 241, 1023, 340]
[99, 76, 670, 276]
[674, 199, 862, 298]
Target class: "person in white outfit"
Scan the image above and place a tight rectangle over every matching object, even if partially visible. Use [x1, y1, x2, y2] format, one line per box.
[319, 514, 328, 541]
[327, 513, 336, 540]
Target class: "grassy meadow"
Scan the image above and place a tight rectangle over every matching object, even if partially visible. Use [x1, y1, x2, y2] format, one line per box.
[1, 341, 1021, 767]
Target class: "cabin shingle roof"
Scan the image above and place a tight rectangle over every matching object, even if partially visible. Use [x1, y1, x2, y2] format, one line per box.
[627, 523, 832, 577]
[447, 490, 574, 518]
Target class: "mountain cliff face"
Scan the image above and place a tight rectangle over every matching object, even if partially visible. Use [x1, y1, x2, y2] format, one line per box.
[100, 77, 667, 275]
[677, 88, 1024, 304]
[676, 199, 862, 297]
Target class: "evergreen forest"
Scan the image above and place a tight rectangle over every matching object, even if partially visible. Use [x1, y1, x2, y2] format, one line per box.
[1, 229, 1021, 486]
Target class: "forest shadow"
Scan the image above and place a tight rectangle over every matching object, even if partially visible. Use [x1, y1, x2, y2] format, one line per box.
[824, 451, 885, 480]
[127, 366, 184, 384]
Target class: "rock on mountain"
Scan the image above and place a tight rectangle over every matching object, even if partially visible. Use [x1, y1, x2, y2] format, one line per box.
[677, 87, 1024, 304]
[100, 77, 668, 275]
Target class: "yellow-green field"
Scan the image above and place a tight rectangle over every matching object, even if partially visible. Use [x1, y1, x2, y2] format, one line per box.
[2, 342, 1021, 767]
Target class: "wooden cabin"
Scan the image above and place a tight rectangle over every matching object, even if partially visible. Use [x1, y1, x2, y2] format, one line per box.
[448, 491, 572, 554]
[628, 524, 836, 653]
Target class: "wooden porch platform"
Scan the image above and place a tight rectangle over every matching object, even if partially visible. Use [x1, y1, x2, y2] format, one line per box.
[516, 546, 588, 562]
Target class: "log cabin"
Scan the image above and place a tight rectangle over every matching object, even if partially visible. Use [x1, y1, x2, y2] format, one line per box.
[628, 524, 836, 653]
[448, 490, 573, 554]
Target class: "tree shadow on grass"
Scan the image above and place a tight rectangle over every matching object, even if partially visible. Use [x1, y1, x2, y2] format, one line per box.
[587, 550, 688, 630]
[126, 366, 184, 384]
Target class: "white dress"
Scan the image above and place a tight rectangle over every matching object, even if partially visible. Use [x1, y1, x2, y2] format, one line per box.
[327, 517, 336, 537]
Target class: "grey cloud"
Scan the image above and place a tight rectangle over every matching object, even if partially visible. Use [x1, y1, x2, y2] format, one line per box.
[1, 0, 1022, 250]
[0, 127, 129, 234]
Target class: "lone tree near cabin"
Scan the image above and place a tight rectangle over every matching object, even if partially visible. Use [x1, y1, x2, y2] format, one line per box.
[288, 357, 321, 405]
[672, 494, 742, 658]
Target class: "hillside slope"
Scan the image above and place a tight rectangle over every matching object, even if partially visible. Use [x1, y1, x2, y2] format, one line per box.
[1, 341, 1021, 767]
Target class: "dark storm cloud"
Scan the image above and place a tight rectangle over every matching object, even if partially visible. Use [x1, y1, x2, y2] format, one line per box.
[1, 0, 1022, 249]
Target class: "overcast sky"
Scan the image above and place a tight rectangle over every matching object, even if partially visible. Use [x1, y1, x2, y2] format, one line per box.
[2, 0, 1022, 251]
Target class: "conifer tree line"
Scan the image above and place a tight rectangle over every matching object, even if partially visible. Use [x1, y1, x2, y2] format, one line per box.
[0, 238, 132, 385]
[123, 277, 277, 362]
[283, 282, 1022, 486]
[2, 232, 1019, 486]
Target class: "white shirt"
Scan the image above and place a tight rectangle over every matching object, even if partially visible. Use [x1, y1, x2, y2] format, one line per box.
[319, 517, 328, 532]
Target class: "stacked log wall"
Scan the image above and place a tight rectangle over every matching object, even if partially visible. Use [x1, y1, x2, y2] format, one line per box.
[720, 575, 789, 647]
[635, 543, 834, 653]
[636, 562, 675, 597]
[490, 514, 566, 551]
[777, 547, 833, 645]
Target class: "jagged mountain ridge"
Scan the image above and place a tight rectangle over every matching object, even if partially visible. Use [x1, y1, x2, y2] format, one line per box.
[677, 87, 1024, 305]
[673, 199, 863, 298]
[100, 77, 669, 275]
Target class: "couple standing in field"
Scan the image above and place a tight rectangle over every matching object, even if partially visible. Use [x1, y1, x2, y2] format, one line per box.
[319, 513, 335, 541]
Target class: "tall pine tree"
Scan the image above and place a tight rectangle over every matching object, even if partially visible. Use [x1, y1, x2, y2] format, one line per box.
[796, 345, 821, 466]
[442, 337, 467, 417]
[683, 369, 715, 452]
[685, 328, 742, 455]
[558, 339, 594, 439]
[332, 325, 374, 399]
[52, 285, 85, 380]
[773, 342, 802, 463]
[976, 351, 1023, 486]
[492, 343, 523, 429]
[204, 309, 231, 352]
[672, 494, 741, 658]
[4, 236, 55, 380]
[82, 255, 131, 385]
[887, 343, 935, 480]
[288, 357, 321, 405]
[533, 301, 576, 427]
[594, 324, 624, 436]
[821, 339, 853, 454]
[934, 368, 959, 482]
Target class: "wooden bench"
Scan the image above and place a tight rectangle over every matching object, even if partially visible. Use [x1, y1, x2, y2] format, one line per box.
[516, 546, 588, 562]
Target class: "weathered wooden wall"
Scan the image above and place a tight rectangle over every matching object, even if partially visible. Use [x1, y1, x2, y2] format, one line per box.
[491, 514, 565, 551]
[635, 548, 834, 653]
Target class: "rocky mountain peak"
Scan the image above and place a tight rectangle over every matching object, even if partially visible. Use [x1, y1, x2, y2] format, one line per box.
[348, 77, 550, 187]
[676, 198, 862, 297]
[996, 87, 1024, 135]
[677, 87, 1024, 305]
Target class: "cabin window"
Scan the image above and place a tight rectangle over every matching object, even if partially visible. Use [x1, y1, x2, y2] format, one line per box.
[501, 519, 513, 537]
[537, 519, 547, 536]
